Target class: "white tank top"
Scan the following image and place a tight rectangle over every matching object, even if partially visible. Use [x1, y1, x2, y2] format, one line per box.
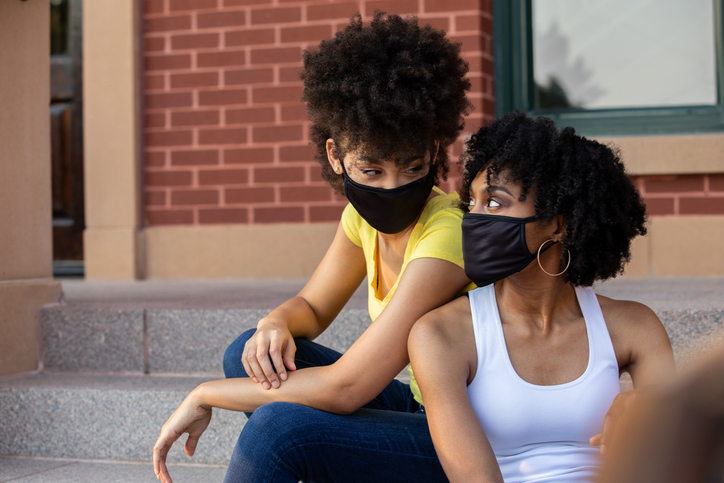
[467, 284, 621, 483]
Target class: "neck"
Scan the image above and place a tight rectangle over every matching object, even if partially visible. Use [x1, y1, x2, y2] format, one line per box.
[496, 265, 578, 333]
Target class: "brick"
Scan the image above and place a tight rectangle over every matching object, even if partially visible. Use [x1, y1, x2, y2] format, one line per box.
[225, 147, 274, 164]
[679, 197, 724, 215]
[145, 16, 192, 33]
[281, 104, 308, 121]
[171, 149, 220, 166]
[198, 51, 246, 68]
[199, 89, 248, 106]
[254, 166, 305, 183]
[144, 0, 165, 14]
[226, 107, 275, 124]
[482, 97, 495, 117]
[171, 33, 219, 50]
[307, 3, 358, 21]
[253, 124, 303, 143]
[449, 34, 483, 52]
[145, 37, 165, 52]
[199, 168, 249, 185]
[145, 74, 166, 90]
[281, 186, 333, 202]
[146, 209, 194, 225]
[365, 0, 418, 15]
[225, 68, 274, 85]
[199, 208, 249, 224]
[310, 205, 346, 222]
[145, 92, 193, 109]
[279, 144, 315, 162]
[146, 112, 166, 128]
[146, 130, 193, 147]
[145, 151, 167, 167]
[197, 10, 246, 28]
[711, 174, 724, 191]
[199, 128, 248, 144]
[254, 206, 304, 223]
[169, 0, 217, 12]
[146, 170, 193, 187]
[146, 190, 167, 206]
[309, 164, 323, 181]
[145, 53, 192, 71]
[456, 14, 492, 33]
[251, 47, 302, 65]
[469, 76, 484, 94]
[643, 197, 675, 216]
[226, 186, 275, 203]
[645, 175, 705, 193]
[425, 0, 478, 12]
[280, 25, 333, 43]
[225, 0, 271, 6]
[253, 85, 303, 103]
[251, 7, 302, 25]
[171, 189, 220, 205]
[225, 28, 275, 47]
[171, 110, 220, 127]
[170, 72, 219, 88]
[279, 66, 302, 83]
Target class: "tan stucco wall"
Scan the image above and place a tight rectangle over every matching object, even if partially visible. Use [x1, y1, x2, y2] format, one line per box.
[0, 1, 62, 376]
[144, 223, 337, 278]
[83, 0, 142, 279]
[596, 133, 724, 176]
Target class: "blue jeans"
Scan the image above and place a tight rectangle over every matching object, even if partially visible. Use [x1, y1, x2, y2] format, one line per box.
[222, 329, 447, 483]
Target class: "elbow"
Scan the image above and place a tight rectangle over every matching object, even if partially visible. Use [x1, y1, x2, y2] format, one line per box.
[314, 377, 370, 415]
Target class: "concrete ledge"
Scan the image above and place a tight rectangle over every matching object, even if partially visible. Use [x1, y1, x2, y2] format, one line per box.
[0, 373, 245, 464]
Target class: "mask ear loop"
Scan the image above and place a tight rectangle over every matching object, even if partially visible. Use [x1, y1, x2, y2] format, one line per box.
[537, 239, 571, 276]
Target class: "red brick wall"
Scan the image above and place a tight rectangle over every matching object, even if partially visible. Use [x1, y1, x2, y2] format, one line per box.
[631, 174, 724, 217]
[142, 0, 495, 226]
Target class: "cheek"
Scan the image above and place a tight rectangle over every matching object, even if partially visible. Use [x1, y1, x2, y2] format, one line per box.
[524, 223, 549, 255]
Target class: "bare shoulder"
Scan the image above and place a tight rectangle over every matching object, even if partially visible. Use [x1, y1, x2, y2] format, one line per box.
[411, 295, 472, 346]
[596, 294, 665, 336]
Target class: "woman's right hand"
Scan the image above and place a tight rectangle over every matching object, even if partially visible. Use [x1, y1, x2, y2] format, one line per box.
[242, 319, 298, 389]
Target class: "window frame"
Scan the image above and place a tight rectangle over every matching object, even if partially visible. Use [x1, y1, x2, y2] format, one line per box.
[493, 0, 724, 136]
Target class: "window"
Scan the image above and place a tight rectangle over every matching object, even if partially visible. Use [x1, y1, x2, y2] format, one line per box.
[494, 0, 724, 135]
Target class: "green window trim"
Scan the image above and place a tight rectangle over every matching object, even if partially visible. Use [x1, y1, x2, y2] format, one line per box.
[493, 0, 724, 136]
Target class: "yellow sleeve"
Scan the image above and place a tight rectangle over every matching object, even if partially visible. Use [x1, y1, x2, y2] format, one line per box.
[341, 203, 363, 248]
[408, 209, 466, 269]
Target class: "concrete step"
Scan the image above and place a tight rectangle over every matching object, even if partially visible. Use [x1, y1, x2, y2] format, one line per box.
[0, 373, 244, 466]
[39, 306, 372, 375]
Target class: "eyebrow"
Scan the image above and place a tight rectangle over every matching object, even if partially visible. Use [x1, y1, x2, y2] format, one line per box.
[487, 185, 514, 196]
[357, 153, 426, 165]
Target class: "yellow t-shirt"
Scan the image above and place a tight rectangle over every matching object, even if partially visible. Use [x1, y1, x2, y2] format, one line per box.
[341, 186, 476, 405]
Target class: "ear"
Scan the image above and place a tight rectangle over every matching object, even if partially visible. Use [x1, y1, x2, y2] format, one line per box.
[326, 139, 343, 175]
[550, 215, 567, 243]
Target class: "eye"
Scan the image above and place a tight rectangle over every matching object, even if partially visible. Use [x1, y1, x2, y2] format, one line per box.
[487, 199, 501, 208]
[468, 198, 476, 207]
[406, 165, 423, 175]
[361, 169, 381, 176]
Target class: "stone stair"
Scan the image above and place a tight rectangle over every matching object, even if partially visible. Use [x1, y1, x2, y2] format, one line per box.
[1, 277, 723, 482]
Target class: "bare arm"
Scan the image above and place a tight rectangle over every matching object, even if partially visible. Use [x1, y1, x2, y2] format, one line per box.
[408, 299, 503, 483]
[242, 221, 367, 387]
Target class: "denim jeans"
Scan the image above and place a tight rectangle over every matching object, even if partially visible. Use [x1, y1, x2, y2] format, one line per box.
[222, 329, 448, 483]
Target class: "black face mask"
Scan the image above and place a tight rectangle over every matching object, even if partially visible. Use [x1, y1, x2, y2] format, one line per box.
[462, 213, 555, 287]
[341, 163, 436, 234]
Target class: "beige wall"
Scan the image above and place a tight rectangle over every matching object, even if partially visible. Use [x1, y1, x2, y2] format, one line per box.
[83, 0, 142, 279]
[597, 133, 724, 176]
[145, 224, 337, 278]
[0, 1, 62, 376]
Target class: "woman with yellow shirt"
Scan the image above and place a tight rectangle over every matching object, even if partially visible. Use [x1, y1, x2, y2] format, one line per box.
[153, 12, 474, 483]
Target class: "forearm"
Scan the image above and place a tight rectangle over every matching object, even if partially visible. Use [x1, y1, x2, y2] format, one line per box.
[194, 365, 352, 414]
[259, 296, 325, 340]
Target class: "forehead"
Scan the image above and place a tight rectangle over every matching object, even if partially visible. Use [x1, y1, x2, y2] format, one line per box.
[347, 148, 429, 166]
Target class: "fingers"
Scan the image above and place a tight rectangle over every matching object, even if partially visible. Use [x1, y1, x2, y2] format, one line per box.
[282, 338, 297, 375]
[241, 329, 295, 389]
[153, 438, 173, 483]
[185, 433, 199, 457]
[596, 391, 638, 454]
[589, 433, 602, 447]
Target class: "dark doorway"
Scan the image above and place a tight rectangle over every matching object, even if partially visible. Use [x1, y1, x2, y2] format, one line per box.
[50, 0, 84, 277]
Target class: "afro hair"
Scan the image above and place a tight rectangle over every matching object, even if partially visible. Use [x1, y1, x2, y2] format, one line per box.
[301, 11, 471, 193]
[459, 111, 648, 286]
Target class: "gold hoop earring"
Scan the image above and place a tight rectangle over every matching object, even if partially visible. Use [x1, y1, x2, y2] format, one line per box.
[537, 239, 571, 277]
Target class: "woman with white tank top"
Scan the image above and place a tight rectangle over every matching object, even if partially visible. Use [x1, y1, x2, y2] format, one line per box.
[408, 112, 676, 483]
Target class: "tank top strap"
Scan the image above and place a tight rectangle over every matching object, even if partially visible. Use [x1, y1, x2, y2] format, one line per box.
[574, 285, 618, 369]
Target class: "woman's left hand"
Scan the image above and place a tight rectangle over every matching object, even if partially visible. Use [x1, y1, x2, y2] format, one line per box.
[153, 388, 212, 483]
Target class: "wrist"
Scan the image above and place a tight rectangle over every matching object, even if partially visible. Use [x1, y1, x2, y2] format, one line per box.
[190, 383, 212, 410]
[257, 317, 285, 331]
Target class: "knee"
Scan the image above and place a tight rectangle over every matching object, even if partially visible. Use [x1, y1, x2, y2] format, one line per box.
[223, 328, 256, 379]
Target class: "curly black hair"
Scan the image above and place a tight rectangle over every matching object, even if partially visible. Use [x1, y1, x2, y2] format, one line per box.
[459, 111, 647, 286]
[301, 11, 472, 193]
